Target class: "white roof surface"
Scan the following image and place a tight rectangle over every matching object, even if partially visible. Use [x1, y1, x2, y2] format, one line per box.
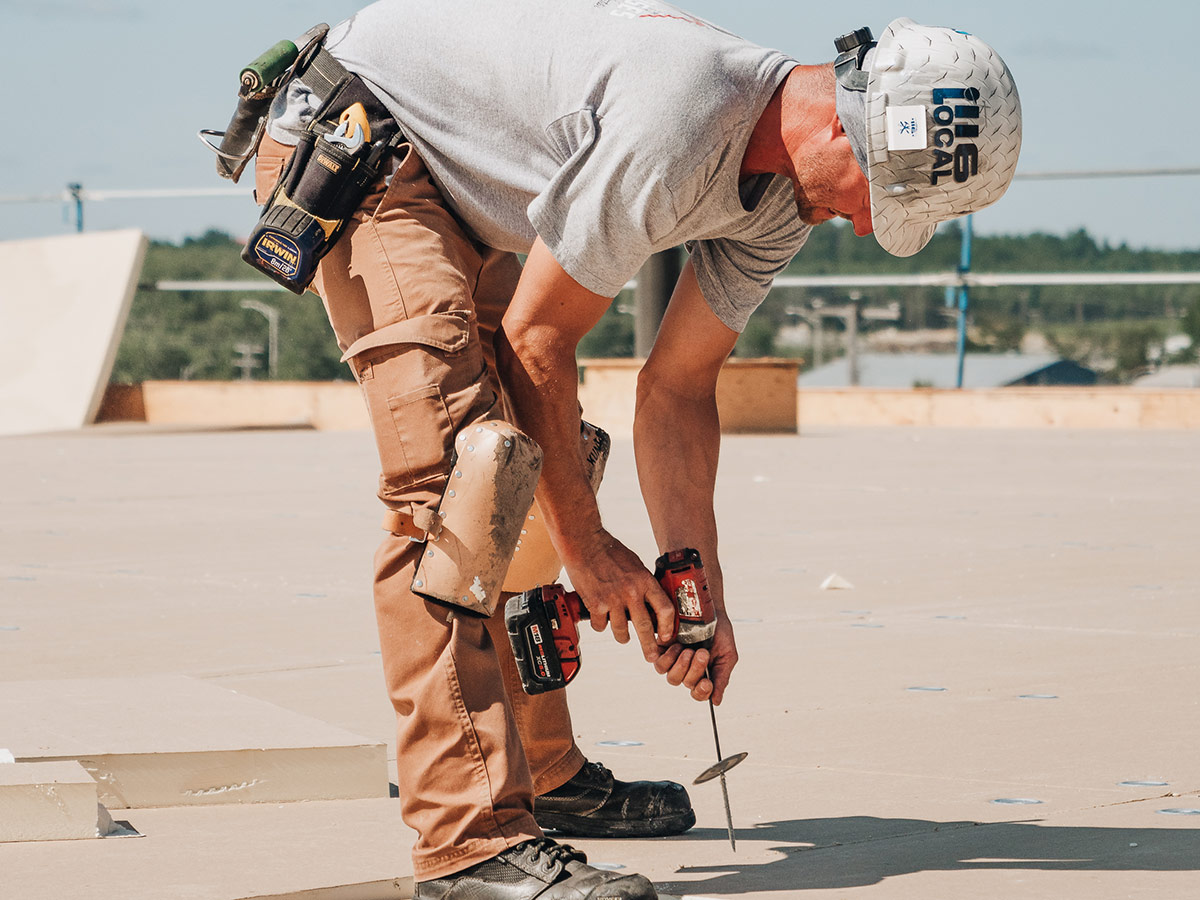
[799, 352, 1084, 388]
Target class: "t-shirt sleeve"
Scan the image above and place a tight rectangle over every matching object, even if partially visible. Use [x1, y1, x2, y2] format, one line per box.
[526, 110, 679, 297]
[687, 177, 811, 332]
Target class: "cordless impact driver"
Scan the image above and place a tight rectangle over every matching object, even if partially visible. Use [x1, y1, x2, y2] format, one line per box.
[504, 547, 744, 850]
[504, 548, 714, 695]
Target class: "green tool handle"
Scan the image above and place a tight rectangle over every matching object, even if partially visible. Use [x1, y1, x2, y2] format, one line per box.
[240, 39, 299, 97]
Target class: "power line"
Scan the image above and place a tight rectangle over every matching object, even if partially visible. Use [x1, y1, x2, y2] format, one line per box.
[0, 186, 248, 205]
[150, 280, 287, 292]
[1, 165, 1197, 210]
[85, 187, 249, 201]
[775, 272, 1200, 290]
[1015, 167, 1200, 181]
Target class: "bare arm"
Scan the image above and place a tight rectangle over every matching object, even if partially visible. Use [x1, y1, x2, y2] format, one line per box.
[496, 238, 675, 662]
[634, 260, 740, 704]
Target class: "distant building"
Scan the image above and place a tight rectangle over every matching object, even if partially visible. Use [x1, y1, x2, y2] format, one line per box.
[799, 353, 1098, 389]
[1133, 365, 1200, 389]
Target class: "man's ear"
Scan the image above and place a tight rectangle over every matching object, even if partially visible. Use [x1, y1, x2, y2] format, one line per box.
[829, 113, 862, 162]
[830, 113, 847, 141]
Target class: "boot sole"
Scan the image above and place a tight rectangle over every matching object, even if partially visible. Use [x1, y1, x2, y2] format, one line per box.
[535, 808, 696, 838]
[417, 870, 657, 900]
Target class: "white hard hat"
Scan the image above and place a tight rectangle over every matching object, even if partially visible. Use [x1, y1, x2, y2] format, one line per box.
[834, 19, 1022, 257]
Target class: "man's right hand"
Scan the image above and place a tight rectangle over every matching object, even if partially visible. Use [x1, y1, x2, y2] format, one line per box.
[562, 529, 676, 665]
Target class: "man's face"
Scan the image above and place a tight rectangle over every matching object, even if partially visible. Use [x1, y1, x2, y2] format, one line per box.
[794, 178, 872, 235]
[790, 131, 873, 235]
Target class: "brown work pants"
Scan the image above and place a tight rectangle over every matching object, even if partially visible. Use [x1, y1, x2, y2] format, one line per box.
[255, 134, 584, 880]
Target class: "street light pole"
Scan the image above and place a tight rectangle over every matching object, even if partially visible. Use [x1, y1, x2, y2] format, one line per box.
[67, 183, 84, 232]
[240, 299, 280, 380]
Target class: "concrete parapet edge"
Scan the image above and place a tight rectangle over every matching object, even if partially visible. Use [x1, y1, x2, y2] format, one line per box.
[797, 386, 1200, 429]
[97, 378, 1200, 433]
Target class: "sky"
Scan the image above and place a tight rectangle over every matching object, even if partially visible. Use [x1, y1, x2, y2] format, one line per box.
[2, 0, 1197, 252]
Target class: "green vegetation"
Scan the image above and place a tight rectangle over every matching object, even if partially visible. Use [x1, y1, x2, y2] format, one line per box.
[113, 230, 345, 383]
[739, 223, 1200, 381]
[114, 225, 1200, 384]
[577, 299, 635, 359]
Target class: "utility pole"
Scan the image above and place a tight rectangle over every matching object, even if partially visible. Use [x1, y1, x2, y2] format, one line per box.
[240, 299, 280, 379]
[786, 297, 826, 368]
[233, 343, 263, 381]
[953, 214, 974, 389]
[790, 295, 899, 386]
[846, 292, 862, 386]
[634, 248, 683, 357]
[811, 298, 825, 368]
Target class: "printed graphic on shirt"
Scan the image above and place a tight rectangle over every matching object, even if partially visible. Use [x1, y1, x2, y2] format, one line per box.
[593, 0, 710, 27]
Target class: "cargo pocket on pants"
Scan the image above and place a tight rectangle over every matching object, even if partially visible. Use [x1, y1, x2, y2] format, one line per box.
[348, 310, 490, 499]
[382, 383, 454, 491]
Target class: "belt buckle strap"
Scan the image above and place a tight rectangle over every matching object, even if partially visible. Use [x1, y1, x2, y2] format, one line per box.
[382, 507, 444, 542]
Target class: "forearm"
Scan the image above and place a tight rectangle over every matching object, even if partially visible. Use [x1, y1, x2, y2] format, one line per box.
[632, 260, 737, 613]
[497, 239, 675, 657]
[496, 319, 603, 566]
[633, 381, 725, 612]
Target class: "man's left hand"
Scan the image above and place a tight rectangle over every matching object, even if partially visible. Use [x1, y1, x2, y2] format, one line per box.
[653, 613, 738, 705]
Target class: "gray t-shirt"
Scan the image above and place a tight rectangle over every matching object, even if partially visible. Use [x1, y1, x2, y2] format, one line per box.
[269, 0, 810, 331]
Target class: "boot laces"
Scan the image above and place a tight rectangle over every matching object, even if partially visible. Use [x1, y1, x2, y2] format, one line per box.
[525, 837, 586, 872]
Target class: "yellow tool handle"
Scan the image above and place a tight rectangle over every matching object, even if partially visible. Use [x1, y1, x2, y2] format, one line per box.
[338, 103, 372, 145]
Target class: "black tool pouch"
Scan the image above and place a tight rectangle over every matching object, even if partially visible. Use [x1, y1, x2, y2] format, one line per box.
[242, 76, 403, 294]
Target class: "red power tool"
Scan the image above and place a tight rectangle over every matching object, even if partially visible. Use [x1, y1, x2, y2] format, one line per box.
[506, 549, 722, 692]
[504, 548, 746, 848]
[505, 550, 705, 694]
[653, 548, 716, 648]
[505, 584, 588, 694]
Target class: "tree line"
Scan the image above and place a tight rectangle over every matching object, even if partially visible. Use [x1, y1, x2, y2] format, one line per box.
[112, 225, 1200, 384]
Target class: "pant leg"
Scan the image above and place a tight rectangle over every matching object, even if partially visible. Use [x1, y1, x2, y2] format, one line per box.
[481, 607, 586, 794]
[470, 247, 586, 795]
[255, 134, 539, 880]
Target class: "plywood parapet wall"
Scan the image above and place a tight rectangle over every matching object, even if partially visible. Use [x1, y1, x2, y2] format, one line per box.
[101, 381, 368, 431]
[97, 380, 1200, 432]
[577, 358, 800, 436]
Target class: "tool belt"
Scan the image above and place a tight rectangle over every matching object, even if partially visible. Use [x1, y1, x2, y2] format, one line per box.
[201, 25, 406, 293]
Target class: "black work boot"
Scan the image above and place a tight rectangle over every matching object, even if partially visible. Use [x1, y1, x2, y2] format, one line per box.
[534, 761, 695, 838]
[414, 837, 656, 899]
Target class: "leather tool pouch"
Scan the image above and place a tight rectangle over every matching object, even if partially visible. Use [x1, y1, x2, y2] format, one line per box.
[243, 74, 404, 294]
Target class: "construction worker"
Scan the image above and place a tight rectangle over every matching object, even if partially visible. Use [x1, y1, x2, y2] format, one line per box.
[248, 3, 1021, 898]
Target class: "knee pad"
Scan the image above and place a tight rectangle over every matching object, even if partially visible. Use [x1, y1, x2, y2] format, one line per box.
[501, 420, 611, 593]
[411, 419, 542, 616]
